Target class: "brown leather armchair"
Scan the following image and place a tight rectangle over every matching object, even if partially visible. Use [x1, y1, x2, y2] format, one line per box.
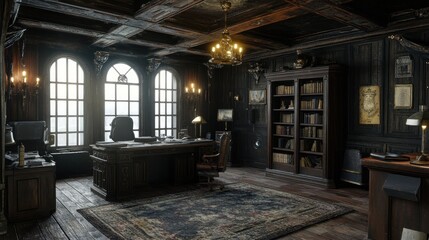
[196, 133, 231, 190]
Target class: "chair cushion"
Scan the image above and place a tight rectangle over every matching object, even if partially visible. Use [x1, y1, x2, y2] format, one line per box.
[196, 163, 215, 171]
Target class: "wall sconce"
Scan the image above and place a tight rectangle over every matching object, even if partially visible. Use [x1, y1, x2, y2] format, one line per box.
[185, 82, 201, 95]
[406, 105, 429, 165]
[8, 70, 40, 101]
[185, 82, 202, 116]
[248, 62, 265, 84]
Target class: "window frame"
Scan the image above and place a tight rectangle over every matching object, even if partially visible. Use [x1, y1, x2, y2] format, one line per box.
[47, 55, 88, 149]
[153, 68, 179, 138]
[103, 61, 142, 141]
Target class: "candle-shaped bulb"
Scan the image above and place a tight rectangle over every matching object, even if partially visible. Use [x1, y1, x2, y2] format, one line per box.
[36, 77, 40, 86]
[22, 70, 26, 77]
[212, 47, 216, 52]
[198, 88, 201, 94]
[11, 77, 14, 83]
[24, 77, 27, 83]
[422, 125, 427, 130]
[191, 83, 194, 88]
[192, 87, 195, 93]
[185, 87, 188, 93]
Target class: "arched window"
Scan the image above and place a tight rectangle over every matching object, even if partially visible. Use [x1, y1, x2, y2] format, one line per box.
[154, 69, 177, 137]
[49, 57, 85, 147]
[104, 63, 140, 140]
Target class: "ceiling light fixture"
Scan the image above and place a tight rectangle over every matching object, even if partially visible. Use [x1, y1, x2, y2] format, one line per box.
[209, 0, 243, 66]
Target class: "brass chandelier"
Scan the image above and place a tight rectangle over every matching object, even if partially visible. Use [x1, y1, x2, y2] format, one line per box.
[209, 0, 243, 66]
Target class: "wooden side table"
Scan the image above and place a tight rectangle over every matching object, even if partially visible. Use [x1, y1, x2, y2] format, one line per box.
[5, 160, 56, 222]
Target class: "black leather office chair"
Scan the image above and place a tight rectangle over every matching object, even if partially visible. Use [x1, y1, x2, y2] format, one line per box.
[109, 116, 135, 141]
[8, 121, 49, 155]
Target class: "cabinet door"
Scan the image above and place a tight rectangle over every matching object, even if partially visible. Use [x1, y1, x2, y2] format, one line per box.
[6, 167, 56, 222]
[269, 80, 297, 172]
[297, 77, 324, 178]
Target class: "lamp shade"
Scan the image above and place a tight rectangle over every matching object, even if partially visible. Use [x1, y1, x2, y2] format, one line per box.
[5, 124, 15, 145]
[192, 116, 207, 124]
[406, 105, 429, 126]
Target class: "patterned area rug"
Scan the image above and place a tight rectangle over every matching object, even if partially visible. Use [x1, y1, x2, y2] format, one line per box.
[78, 183, 352, 239]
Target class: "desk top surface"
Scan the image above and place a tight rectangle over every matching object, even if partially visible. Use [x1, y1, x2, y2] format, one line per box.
[362, 155, 429, 176]
[91, 139, 215, 152]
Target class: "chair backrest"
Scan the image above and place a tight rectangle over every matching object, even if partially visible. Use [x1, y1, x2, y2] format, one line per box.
[8, 121, 49, 154]
[217, 133, 231, 171]
[110, 116, 135, 141]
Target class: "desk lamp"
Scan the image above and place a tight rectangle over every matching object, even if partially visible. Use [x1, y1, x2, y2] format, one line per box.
[192, 116, 207, 139]
[406, 105, 429, 165]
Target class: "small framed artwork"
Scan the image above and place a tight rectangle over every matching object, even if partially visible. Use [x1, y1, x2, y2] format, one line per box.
[249, 89, 266, 105]
[395, 55, 413, 78]
[359, 85, 380, 124]
[217, 109, 233, 121]
[394, 84, 413, 109]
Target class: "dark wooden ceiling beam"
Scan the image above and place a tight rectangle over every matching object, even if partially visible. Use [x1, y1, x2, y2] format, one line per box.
[94, 0, 204, 47]
[246, 18, 429, 61]
[152, 5, 304, 57]
[18, 0, 205, 39]
[18, 19, 210, 57]
[284, 0, 382, 31]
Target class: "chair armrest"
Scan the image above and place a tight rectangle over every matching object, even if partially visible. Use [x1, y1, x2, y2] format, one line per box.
[202, 153, 220, 164]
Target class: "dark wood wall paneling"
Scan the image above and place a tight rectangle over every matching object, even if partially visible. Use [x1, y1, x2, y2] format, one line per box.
[6, 30, 429, 169]
[212, 32, 429, 168]
[5, 43, 209, 147]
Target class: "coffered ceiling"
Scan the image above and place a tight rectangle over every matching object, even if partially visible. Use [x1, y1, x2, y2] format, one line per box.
[9, 0, 429, 62]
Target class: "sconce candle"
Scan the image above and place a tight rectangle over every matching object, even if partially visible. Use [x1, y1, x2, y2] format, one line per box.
[36, 77, 40, 86]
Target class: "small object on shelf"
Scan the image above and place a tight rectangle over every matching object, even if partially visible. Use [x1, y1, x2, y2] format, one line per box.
[280, 100, 286, 110]
[288, 100, 294, 109]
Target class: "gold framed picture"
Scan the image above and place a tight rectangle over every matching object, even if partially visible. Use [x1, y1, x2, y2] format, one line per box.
[394, 84, 413, 109]
[359, 85, 380, 125]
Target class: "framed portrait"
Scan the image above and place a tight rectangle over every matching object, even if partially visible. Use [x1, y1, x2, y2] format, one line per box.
[359, 85, 380, 125]
[395, 55, 413, 78]
[249, 89, 266, 105]
[394, 84, 413, 109]
[217, 109, 233, 121]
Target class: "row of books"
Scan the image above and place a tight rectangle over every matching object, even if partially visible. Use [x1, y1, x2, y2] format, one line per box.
[275, 125, 294, 135]
[301, 126, 323, 138]
[280, 113, 294, 123]
[301, 99, 323, 110]
[276, 85, 294, 95]
[300, 156, 322, 168]
[273, 153, 294, 164]
[302, 113, 323, 124]
[278, 139, 294, 150]
[301, 81, 323, 94]
[300, 139, 323, 152]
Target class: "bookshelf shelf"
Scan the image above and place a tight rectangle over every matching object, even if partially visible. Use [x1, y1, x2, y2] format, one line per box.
[266, 65, 345, 187]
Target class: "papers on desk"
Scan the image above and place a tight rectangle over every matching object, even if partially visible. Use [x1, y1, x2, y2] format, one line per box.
[370, 152, 410, 161]
[95, 142, 129, 148]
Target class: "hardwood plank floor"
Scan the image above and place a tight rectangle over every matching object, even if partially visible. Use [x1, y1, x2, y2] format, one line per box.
[0, 167, 368, 239]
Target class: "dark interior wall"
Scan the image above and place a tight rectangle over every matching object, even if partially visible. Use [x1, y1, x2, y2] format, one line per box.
[211, 32, 428, 168]
[6, 29, 429, 172]
[5, 42, 210, 144]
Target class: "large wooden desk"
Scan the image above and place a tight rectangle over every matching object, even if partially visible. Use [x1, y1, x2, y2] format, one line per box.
[90, 140, 214, 200]
[362, 156, 429, 240]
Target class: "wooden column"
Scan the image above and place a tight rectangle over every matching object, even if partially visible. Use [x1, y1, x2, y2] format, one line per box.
[0, 0, 13, 234]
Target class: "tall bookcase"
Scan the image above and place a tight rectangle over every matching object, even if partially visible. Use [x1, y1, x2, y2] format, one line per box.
[266, 65, 345, 187]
